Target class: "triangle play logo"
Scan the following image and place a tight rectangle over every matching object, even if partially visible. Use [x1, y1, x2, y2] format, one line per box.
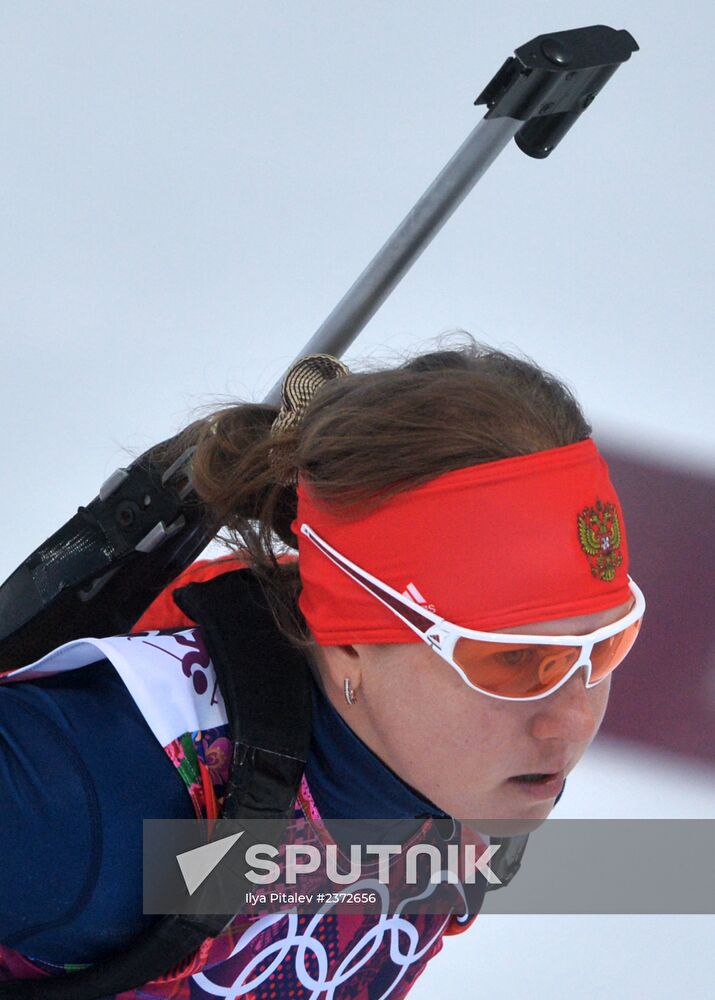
[176, 831, 245, 895]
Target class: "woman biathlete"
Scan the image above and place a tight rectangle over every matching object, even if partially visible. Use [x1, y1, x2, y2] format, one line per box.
[0, 338, 644, 998]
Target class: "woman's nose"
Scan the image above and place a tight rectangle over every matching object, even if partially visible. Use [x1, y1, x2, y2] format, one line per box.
[528, 666, 606, 745]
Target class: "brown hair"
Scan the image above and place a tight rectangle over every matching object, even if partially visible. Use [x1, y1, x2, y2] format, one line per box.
[169, 335, 591, 646]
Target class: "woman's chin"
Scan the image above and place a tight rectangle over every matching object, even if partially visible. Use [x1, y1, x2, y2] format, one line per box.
[460, 792, 557, 836]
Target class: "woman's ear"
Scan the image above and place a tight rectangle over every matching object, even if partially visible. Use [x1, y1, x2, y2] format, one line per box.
[310, 642, 363, 701]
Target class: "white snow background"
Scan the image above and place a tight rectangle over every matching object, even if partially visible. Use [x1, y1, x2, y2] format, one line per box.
[0, 3, 713, 998]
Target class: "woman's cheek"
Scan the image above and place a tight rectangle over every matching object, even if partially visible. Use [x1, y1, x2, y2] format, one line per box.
[588, 675, 612, 737]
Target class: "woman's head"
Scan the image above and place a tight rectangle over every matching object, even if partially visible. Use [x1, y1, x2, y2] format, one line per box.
[183, 335, 637, 824]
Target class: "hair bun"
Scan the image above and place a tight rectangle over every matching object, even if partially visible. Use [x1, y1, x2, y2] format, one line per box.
[269, 354, 350, 485]
[271, 354, 350, 437]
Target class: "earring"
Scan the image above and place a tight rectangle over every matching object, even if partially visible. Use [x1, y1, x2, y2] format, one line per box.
[343, 677, 358, 706]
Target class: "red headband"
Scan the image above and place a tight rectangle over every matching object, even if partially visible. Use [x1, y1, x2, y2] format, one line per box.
[292, 438, 631, 644]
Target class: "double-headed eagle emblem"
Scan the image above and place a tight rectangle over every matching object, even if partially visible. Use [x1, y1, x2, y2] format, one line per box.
[577, 499, 623, 581]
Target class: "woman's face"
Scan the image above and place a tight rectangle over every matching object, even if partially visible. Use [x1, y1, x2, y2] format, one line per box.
[312, 598, 632, 829]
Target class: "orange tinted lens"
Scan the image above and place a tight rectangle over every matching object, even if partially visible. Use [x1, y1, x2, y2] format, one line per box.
[453, 639, 581, 698]
[589, 618, 643, 681]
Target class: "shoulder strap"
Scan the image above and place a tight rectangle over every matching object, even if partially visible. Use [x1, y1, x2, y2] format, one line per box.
[174, 569, 312, 820]
[0, 567, 312, 1000]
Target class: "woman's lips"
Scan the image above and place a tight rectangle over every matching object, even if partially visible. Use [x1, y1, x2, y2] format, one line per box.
[506, 771, 565, 799]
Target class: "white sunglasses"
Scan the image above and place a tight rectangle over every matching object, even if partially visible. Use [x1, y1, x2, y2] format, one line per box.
[300, 522, 645, 701]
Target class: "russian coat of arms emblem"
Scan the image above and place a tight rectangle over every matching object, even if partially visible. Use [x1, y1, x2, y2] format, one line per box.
[577, 499, 624, 581]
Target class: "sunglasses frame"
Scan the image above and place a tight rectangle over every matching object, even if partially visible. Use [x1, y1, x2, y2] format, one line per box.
[300, 522, 646, 701]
